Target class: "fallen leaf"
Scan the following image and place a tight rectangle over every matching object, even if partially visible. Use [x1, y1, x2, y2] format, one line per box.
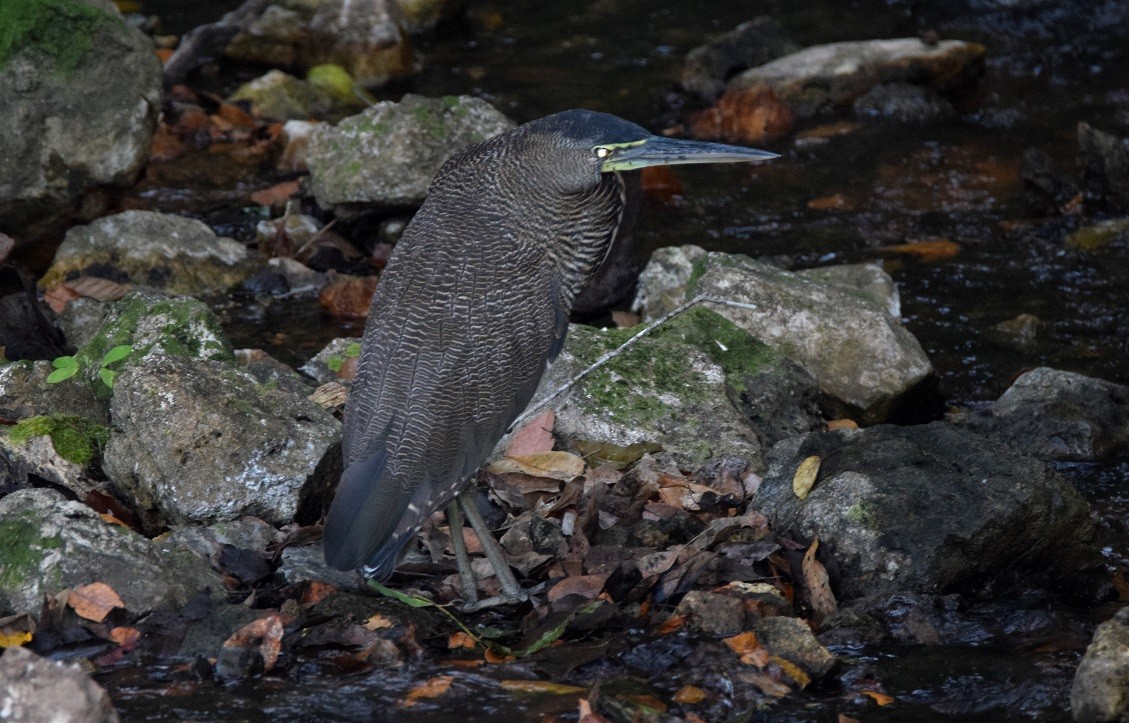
[802, 538, 837, 623]
[448, 631, 476, 649]
[547, 575, 607, 603]
[689, 84, 795, 144]
[484, 648, 516, 664]
[402, 675, 453, 707]
[250, 180, 300, 207]
[223, 614, 286, 671]
[578, 698, 608, 723]
[723, 631, 761, 655]
[792, 455, 821, 500]
[99, 513, 130, 528]
[770, 655, 811, 689]
[505, 409, 555, 458]
[109, 626, 141, 651]
[69, 582, 125, 622]
[656, 614, 687, 635]
[0, 630, 31, 648]
[807, 194, 854, 211]
[826, 418, 858, 431]
[43, 284, 80, 314]
[500, 679, 586, 695]
[839, 715, 861, 723]
[309, 382, 349, 409]
[862, 690, 895, 706]
[301, 581, 337, 605]
[319, 275, 378, 318]
[363, 614, 396, 631]
[879, 238, 961, 263]
[489, 451, 586, 480]
[66, 275, 129, 301]
[448, 659, 485, 669]
[672, 685, 707, 704]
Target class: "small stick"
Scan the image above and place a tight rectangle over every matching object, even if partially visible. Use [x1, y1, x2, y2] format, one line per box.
[513, 295, 758, 428]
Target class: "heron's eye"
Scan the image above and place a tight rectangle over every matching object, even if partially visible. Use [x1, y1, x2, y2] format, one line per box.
[594, 147, 611, 158]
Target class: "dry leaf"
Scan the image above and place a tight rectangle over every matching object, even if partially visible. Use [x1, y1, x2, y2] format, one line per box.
[99, 513, 130, 528]
[69, 582, 125, 622]
[792, 455, 821, 500]
[802, 538, 837, 622]
[109, 626, 141, 651]
[0, 630, 31, 648]
[250, 180, 300, 207]
[505, 409, 555, 458]
[66, 276, 130, 302]
[547, 575, 607, 603]
[363, 614, 396, 631]
[656, 614, 687, 635]
[484, 648, 516, 664]
[309, 382, 349, 409]
[44, 284, 80, 314]
[807, 194, 854, 211]
[826, 418, 858, 431]
[723, 631, 761, 655]
[488, 451, 586, 480]
[672, 685, 707, 704]
[578, 698, 608, 723]
[862, 690, 895, 706]
[770, 655, 811, 689]
[301, 581, 337, 605]
[448, 631, 476, 649]
[223, 614, 286, 671]
[499, 680, 585, 695]
[880, 238, 961, 263]
[402, 675, 453, 707]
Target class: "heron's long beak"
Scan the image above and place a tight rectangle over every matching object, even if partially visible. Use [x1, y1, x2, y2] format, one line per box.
[600, 136, 779, 172]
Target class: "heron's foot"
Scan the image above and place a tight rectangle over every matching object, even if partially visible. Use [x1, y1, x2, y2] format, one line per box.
[457, 589, 529, 613]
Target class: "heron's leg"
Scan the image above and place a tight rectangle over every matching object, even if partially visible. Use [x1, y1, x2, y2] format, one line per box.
[458, 493, 527, 602]
[447, 499, 478, 604]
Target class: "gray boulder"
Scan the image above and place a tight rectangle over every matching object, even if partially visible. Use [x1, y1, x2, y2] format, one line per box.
[984, 367, 1129, 461]
[0, 0, 161, 238]
[0, 488, 223, 616]
[728, 38, 984, 117]
[852, 82, 956, 123]
[634, 246, 932, 422]
[754, 422, 1101, 601]
[0, 645, 119, 723]
[0, 360, 106, 423]
[528, 306, 822, 471]
[1071, 606, 1129, 723]
[0, 414, 106, 497]
[307, 94, 514, 213]
[103, 353, 340, 531]
[679, 18, 799, 101]
[39, 212, 262, 296]
[1078, 123, 1129, 215]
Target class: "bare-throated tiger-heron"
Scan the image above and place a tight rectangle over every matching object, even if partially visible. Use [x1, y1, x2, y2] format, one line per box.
[323, 110, 777, 593]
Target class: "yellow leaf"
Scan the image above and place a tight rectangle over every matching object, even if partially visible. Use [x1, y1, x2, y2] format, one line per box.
[672, 685, 707, 704]
[770, 655, 811, 689]
[0, 630, 31, 648]
[880, 238, 962, 262]
[792, 455, 821, 499]
[862, 690, 895, 706]
[722, 631, 761, 655]
[402, 675, 453, 707]
[499, 679, 585, 695]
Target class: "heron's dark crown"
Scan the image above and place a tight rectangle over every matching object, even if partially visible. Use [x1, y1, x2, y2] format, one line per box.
[525, 109, 651, 148]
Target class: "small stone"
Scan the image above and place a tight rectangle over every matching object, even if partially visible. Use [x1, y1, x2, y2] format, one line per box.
[751, 616, 837, 679]
[688, 85, 795, 144]
[675, 590, 746, 635]
[0, 646, 119, 723]
[1071, 606, 1129, 723]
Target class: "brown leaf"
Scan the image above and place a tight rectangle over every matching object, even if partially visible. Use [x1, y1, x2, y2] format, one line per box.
[489, 451, 586, 480]
[770, 655, 811, 689]
[250, 180, 301, 207]
[223, 614, 286, 671]
[69, 582, 125, 622]
[448, 631, 477, 649]
[640, 165, 684, 204]
[723, 631, 762, 656]
[484, 648, 516, 664]
[792, 455, 821, 500]
[578, 698, 608, 723]
[301, 581, 336, 605]
[363, 613, 396, 631]
[109, 626, 141, 651]
[319, 275, 378, 318]
[215, 101, 258, 129]
[655, 614, 687, 635]
[672, 685, 707, 704]
[68, 275, 131, 302]
[689, 84, 795, 144]
[309, 382, 349, 409]
[880, 238, 962, 263]
[807, 194, 854, 211]
[862, 690, 895, 706]
[402, 675, 453, 707]
[43, 284, 80, 314]
[499, 679, 585, 695]
[505, 409, 556, 458]
[547, 575, 607, 603]
[802, 538, 837, 623]
[826, 418, 859, 431]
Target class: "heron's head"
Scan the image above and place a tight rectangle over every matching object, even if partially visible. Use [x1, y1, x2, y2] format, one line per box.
[518, 109, 779, 195]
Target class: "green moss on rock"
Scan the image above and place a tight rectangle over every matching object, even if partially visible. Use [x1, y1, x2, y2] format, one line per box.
[80, 294, 235, 368]
[0, 0, 118, 75]
[0, 514, 61, 588]
[9, 414, 109, 466]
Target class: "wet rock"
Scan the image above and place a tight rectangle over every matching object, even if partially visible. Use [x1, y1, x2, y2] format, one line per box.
[755, 422, 1101, 601]
[58, 298, 111, 350]
[0, 645, 119, 723]
[229, 70, 340, 122]
[988, 313, 1045, 351]
[1071, 606, 1129, 723]
[1078, 122, 1129, 214]
[318, 275, 378, 317]
[796, 262, 901, 319]
[0, 488, 223, 616]
[166, 517, 284, 561]
[688, 85, 795, 145]
[235, 348, 318, 396]
[307, 94, 514, 213]
[102, 353, 341, 531]
[225, 0, 417, 87]
[675, 590, 746, 635]
[397, 0, 464, 33]
[752, 615, 836, 679]
[679, 17, 799, 102]
[1023, 147, 1078, 212]
[853, 82, 956, 123]
[278, 119, 322, 173]
[0, 0, 161, 239]
[0, 415, 106, 496]
[278, 543, 364, 589]
[0, 282, 67, 361]
[634, 246, 932, 422]
[1066, 218, 1129, 252]
[39, 211, 262, 296]
[728, 38, 984, 118]
[983, 367, 1129, 461]
[266, 257, 329, 294]
[0, 360, 106, 423]
[300, 337, 362, 385]
[534, 306, 812, 471]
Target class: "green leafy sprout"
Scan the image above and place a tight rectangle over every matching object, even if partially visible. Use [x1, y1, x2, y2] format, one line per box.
[46, 344, 133, 388]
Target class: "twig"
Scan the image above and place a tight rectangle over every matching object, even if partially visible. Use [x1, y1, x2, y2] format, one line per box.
[513, 295, 759, 428]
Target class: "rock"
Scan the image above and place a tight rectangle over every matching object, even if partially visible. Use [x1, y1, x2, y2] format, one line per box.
[852, 82, 956, 123]
[634, 246, 932, 422]
[300, 337, 362, 385]
[225, 0, 417, 87]
[984, 367, 1129, 461]
[0, 645, 119, 723]
[1071, 606, 1129, 723]
[0, 415, 106, 496]
[266, 257, 329, 294]
[1066, 218, 1129, 252]
[58, 297, 111, 349]
[278, 543, 364, 590]
[728, 38, 985, 118]
[39, 211, 262, 296]
[675, 590, 746, 635]
[0, 488, 223, 616]
[166, 517, 284, 561]
[307, 94, 514, 213]
[103, 353, 341, 531]
[688, 85, 795, 145]
[0, 360, 106, 423]
[318, 274, 378, 317]
[278, 119, 322, 173]
[0, 0, 162, 239]
[751, 615, 836, 679]
[754, 422, 1101, 601]
[229, 69, 340, 122]
[397, 0, 463, 33]
[795, 263, 901, 319]
[988, 313, 1044, 351]
[1078, 123, 1129, 214]
[679, 17, 799, 101]
[235, 348, 318, 396]
[0, 284, 67, 361]
[533, 307, 821, 471]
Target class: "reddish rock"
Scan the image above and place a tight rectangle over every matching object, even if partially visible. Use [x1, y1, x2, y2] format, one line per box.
[319, 275, 378, 318]
[689, 85, 795, 145]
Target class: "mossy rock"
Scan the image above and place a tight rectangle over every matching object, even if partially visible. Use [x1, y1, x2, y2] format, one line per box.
[0, 0, 119, 76]
[8, 414, 108, 467]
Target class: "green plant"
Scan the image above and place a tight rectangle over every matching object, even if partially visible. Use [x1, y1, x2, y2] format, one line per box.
[46, 344, 132, 388]
[325, 341, 362, 373]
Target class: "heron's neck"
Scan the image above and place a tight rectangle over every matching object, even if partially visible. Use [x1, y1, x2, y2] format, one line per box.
[544, 171, 628, 310]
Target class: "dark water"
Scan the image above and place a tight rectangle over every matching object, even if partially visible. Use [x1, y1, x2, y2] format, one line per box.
[116, 0, 1129, 719]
